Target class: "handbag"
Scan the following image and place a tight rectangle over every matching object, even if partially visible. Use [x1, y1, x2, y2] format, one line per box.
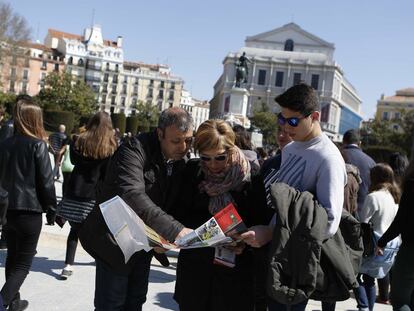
[57, 198, 95, 223]
[61, 147, 74, 173]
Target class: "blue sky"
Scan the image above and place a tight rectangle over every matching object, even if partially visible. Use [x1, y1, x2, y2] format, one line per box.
[10, 0, 414, 119]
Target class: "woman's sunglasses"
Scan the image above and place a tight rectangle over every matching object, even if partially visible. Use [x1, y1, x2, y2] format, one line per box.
[277, 112, 311, 127]
[200, 153, 228, 162]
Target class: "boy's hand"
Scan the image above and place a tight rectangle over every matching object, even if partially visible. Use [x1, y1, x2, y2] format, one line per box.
[239, 225, 273, 248]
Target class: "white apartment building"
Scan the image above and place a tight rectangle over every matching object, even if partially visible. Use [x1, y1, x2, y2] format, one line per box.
[180, 89, 210, 130]
[44, 25, 183, 115]
[210, 23, 363, 141]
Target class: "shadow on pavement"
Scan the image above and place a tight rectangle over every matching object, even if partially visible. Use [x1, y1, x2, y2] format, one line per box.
[0, 251, 95, 279]
[153, 292, 178, 311]
[149, 269, 175, 284]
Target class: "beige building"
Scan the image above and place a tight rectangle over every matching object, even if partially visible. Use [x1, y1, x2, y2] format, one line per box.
[120, 61, 183, 114]
[376, 88, 414, 131]
[0, 41, 64, 95]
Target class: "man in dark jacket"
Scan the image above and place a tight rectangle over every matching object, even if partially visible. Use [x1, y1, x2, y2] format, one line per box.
[342, 129, 375, 212]
[79, 107, 194, 311]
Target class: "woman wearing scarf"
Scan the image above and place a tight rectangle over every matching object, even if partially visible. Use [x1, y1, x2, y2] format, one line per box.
[172, 120, 273, 311]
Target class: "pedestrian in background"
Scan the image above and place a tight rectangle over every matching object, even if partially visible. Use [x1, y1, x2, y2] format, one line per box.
[388, 152, 409, 186]
[358, 163, 400, 311]
[0, 95, 56, 311]
[57, 112, 117, 279]
[48, 124, 67, 180]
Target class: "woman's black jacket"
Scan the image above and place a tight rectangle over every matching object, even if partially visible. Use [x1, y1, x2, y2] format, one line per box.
[0, 135, 56, 213]
[65, 143, 110, 201]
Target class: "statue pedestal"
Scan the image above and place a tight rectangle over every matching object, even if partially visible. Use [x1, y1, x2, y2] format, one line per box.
[224, 88, 250, 128]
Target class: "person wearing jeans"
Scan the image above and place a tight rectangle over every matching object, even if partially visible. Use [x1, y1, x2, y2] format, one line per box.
[94, 254, 152, 310]
[0, 96, 56, 311]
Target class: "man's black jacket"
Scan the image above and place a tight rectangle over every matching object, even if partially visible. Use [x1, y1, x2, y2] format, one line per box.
[79, 131, 185, 274]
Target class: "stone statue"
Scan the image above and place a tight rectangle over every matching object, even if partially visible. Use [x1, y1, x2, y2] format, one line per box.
[235, 52, 251, 88]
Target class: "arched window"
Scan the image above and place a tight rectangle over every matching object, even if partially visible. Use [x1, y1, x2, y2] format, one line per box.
[78, 58, 84, 66]
[284, 39, 294, 51]
[68, 57, 73, 65]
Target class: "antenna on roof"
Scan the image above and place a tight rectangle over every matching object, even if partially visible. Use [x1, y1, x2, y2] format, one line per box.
[91, 8, 95, 26]
[35, 22, 40, 43]
[291, 14, 294, 23]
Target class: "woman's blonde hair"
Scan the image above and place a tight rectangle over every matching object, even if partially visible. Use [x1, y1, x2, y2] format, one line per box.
[369, 163, 401, 204]
[75, 111, 117, 159]
[194, 119, 235, 153]
[13, 95, 46, 140]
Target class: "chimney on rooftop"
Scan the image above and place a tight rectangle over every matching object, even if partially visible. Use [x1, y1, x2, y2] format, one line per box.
[117, 36, 123, 48]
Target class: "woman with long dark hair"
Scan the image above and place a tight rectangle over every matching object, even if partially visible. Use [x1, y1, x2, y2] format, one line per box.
[358, 163, 400, 311]
[0, 95, 56, 311]
[57, 111, 117, 279]
[377, 159, 414, 311]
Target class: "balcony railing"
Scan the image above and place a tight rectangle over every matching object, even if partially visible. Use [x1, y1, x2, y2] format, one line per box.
[85, 75, 101, 82]
[86, 64, 102, 71]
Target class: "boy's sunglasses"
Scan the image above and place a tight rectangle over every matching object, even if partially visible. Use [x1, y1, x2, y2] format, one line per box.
[277, 112, 311, 127]
[200, 153, 228, 162]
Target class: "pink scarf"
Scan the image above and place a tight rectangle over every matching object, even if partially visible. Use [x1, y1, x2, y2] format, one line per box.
[199, 146, 251, 215]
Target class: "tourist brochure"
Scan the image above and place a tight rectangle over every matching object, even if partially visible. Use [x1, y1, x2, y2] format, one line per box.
[99, 196, 247, 263]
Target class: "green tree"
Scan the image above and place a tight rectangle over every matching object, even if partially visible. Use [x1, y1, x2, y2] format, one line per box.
[250, 102, 277, 146]
[361, 111, 414, 158]
[35, 72, 96, 121]
[135, 101, 159, 133]
[0, 91, 16, 119]
[401, 110, 414, 158]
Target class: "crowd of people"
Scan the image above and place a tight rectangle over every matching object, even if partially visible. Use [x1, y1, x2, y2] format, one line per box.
[0, 84, 413, 311]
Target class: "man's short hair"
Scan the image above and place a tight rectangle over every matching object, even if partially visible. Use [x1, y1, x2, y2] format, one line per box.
[343, 129, 360, 145]
[158, 107, 193, 134]
[275, 83, 319, 115]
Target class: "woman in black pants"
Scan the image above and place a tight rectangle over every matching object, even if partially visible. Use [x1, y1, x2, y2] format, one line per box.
[57, 112, 117, 279]
[0, 95, 56, 311]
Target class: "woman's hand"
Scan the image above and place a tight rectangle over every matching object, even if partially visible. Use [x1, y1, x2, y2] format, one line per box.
[224, 241, 246, 255]
[376, 246, 384, 256]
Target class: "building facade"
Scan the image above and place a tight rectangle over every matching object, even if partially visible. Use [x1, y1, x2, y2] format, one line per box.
[376, 88, 414, 131]
[180, 89, 210, 130]
[44, 25, 184, 115]
[210, 23, 363, 141]
[0, 41, 64, 95]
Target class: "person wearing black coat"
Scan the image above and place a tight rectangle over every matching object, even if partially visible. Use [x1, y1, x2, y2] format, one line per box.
[79, 107, 194, 311]
[171, 120, 273, 311]
[0, 96, 56, 311]
[342, 129, 376, 212]
[57, 112, 117, 280]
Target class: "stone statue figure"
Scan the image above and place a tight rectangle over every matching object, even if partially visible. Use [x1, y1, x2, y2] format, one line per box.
[235, 52, 251, 88]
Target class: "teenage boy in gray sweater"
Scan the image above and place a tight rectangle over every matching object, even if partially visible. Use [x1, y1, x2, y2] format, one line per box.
[241, 83, 347, 311]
